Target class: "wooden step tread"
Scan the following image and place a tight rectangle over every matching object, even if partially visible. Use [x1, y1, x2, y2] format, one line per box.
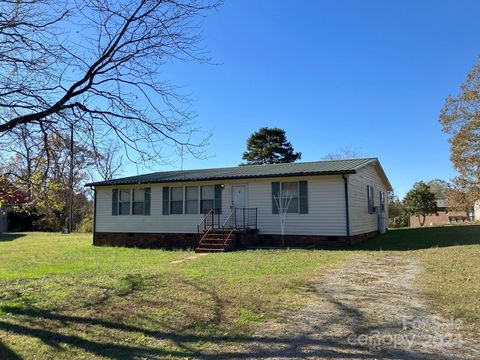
[200, 241, 229, 245]
[195, 248, 225, 253]
[198, 244, 226, 249]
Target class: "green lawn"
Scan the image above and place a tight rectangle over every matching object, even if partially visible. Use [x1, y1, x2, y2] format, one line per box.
[0, 227, 478, 359]
[353, 224, 480, 250]
[0, 232, 349, 359]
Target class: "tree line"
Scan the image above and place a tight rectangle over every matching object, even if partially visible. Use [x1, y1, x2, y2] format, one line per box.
[388, 179, 474, 228]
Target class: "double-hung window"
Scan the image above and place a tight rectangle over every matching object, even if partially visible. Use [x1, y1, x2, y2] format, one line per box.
[200, 185, 215, 213]
[185, 186, 199, 214]
[132, 189, 145, 215]
[113, 188, 150, 216]
[119, 189, 131, 215]
[170, 187, 184, 214]
[281, 182, 299, 213]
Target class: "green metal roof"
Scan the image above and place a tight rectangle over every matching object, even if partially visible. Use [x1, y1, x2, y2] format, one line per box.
[86, 158, 392, 189]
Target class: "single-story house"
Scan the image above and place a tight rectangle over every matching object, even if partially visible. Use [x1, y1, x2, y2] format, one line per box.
[85, 158, 392, 251]
[409, 199, 475, 228]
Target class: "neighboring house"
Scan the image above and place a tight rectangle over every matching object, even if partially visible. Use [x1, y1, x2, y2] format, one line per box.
[86, 158, 392, 251]
[409, 199, 474, 228]
[0, 180, 29, 233]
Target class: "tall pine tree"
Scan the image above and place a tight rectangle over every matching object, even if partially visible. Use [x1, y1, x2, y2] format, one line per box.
[242, 127, 302, 165]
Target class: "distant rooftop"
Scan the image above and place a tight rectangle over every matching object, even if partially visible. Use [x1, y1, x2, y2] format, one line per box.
[436, 199, 446, 208]
[86, 158, 392, 189]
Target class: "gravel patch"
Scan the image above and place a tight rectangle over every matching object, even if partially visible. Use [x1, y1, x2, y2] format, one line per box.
[242, 256, 480, 359]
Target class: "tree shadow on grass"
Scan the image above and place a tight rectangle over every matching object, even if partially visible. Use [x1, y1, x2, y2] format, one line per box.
[0, 278, 470, 360]
[1, 306, 467, 360]
[0, 341, 21, 360]
[0, 233, 26, 242]
[352, 225, 480, 251]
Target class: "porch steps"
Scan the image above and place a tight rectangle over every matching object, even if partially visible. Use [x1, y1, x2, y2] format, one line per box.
[195, 229, 234, 253]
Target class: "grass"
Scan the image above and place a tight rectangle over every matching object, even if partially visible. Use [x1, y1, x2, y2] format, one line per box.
[0, 232, 349, 359]
[352, 224, 480, 250]
[414, 244, 480, 330]
[1, 226, 478, 359]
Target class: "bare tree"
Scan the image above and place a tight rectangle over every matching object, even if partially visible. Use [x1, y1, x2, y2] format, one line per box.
[0, 0, 219, 165]
[92, 141, 123, 181]
[323, 146, 362, 161]
[274, 190, 293, 246]
[0, 125, 46, 197]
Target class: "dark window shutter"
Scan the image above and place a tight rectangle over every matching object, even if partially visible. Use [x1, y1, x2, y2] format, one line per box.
[112, 189, 118, 216]
[367, 186, 370, 213]
[214, 184, 222, 214]
[367, 185, 373, 214]
[144, 188, 151, 216]
[272, 182, 280, 214]
[299, 181, 308, 214]
[162, 187, 170, 215]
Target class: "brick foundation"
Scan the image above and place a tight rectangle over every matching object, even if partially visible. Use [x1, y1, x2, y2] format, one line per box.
[254, 231, 378, 248]
[94, 232, 199, 249]
[94, 230, 378, 249]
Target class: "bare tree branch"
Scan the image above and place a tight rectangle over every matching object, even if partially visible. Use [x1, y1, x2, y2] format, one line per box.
[0, 0, 220, 166]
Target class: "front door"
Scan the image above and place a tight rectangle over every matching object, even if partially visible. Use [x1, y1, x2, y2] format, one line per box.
[231, 185, 247, 228]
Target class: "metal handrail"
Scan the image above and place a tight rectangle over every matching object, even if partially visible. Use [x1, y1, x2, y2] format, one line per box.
[197, 208, 221, 238]
[197, 208, 258, 247]
[197, 208, 214, 234]
[222, 208, 235, 229]
[222, 208, 258, 230]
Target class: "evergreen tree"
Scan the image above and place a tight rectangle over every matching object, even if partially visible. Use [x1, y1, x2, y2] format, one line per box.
[242, 127, 301, 165]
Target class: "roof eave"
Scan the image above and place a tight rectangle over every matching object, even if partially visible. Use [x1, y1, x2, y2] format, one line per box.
[85, 170, 357, 188]
[353, 158, 393, 191]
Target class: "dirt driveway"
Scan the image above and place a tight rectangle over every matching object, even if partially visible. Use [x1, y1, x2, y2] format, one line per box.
[244, 256, 480, 360]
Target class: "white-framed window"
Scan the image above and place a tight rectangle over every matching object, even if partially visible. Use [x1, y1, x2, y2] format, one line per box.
[185, 186, 199, 214]
[132, 189, 145, 215]
[119, 189, 131, 215]
[200, 185, 215, 213]
[170, 187, 184, 214]
[367, 185, 374, 214]
[281, 181, 299, 213]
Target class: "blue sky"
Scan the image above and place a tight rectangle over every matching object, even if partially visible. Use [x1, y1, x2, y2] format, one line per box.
[124, 0, 480, 198]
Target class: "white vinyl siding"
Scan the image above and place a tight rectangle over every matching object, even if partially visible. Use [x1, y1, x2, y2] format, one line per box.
[348, 165, 389, 236]
[95, 175, 347, 236]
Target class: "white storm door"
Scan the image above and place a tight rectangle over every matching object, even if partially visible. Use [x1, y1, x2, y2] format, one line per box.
[231, 185, 247, 228]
